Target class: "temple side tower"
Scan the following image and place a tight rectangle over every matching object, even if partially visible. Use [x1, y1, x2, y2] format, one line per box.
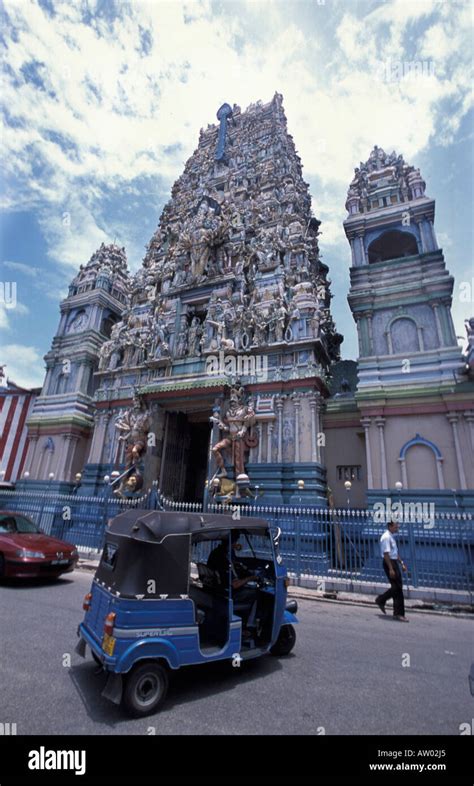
[340, 148, 473, 510]
[85, 94, 342, 503]
[23, 244, 129, 487]
[345, 146, 461, 391]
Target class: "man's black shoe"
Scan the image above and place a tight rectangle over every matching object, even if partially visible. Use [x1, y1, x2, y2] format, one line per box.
[375, 597, 386, 614]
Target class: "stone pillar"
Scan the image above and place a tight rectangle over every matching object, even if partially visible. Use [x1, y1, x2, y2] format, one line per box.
[266, 422, 274, 463]
[349, 239, 357, 266]
[25, 435, 39, 477]
[356, 316, 363, 356]
[417, 217, 428, 252]
[432, 303, 444, 347]
[75, 362, 90, 394]
[464, 411, 474, 454]
[385, 329, 393, 355]
[87, 411, 110, 465]
[292, 394, 301, 462]
[309, 394, 318, 463]
[436, 457, 445, 489]
[444, 304, 458, 346]
[257, 423, 263, 464]
[447, 413, 467, 489]
[276, 397, 284, 463]
[428, 220, 438, 250]
[375, 416, 388, 488]
[366, 312, 374, 355]
[357, 233, 366, 265]
[361, 418, 374, 489]
[399, 457, 408, 488]
[416, 325, 424, 351]
[62, 434, 80, 481]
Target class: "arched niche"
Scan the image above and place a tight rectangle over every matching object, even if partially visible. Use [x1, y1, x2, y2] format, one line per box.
[386, 315, 423, 354]
[398, 434, 444, 489]
[368, 229, 419, 264]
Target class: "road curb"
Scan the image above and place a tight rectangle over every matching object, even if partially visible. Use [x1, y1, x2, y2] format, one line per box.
[288, 588, 474, 619]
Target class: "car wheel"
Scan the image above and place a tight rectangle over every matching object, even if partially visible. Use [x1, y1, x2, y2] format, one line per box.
[123, 662, 169, 717]
[270, 624, 296, 656]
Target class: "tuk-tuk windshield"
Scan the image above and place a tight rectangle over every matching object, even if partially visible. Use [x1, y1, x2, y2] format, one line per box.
[238, 529, 273, 560]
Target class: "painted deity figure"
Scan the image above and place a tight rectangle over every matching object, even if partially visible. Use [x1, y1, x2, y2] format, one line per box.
[211, 386, 256, 478]
[115, 392, 151, 469]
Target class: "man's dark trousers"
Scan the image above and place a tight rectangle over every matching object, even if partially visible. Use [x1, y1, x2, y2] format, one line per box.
[378, 559, 405, 616]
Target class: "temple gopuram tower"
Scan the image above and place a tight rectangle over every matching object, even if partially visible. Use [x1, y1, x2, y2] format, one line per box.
[336, 147, 473, 510]
[30, 94, 343, 504]
[22, 244, 129, 488]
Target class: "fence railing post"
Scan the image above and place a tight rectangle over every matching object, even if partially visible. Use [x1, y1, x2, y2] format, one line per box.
[295, 508, 301, 585]
[407, 521, 418, 588]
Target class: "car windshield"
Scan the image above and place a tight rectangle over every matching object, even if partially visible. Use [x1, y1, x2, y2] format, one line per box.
[0, 514, 39, 534]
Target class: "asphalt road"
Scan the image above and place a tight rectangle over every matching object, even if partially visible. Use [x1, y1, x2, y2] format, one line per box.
[0, 569, 472, 735]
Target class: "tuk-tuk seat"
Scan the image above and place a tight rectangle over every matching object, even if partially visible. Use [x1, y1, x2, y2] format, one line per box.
[197, 562, 222, 592]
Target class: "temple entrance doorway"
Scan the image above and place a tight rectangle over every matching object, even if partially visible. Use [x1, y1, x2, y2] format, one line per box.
[159, 410, 211, 503]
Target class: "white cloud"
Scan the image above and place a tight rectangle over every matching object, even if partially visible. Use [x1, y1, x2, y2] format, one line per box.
[0, 0, 472, 362]
[0, 343, 44, 388]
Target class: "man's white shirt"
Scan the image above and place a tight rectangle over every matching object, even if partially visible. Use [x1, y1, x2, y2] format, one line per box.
[380, 529, 398, 559]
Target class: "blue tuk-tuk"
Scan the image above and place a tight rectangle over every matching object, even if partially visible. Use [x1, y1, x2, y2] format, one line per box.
[75, 509, 298, 716]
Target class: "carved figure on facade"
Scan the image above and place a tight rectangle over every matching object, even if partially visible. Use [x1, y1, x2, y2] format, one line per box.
[210, 386, 256, 478]
[115, 391, 151, 474]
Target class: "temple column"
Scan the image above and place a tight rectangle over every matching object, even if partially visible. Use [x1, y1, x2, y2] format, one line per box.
[87, 411, 110, 465]
[464, 411, 474, 454]
[266, 422, 274, 463]
[436, 457, 445, 489]
[257, 423, 263, 464]
[309, 394, 318, 463]
[432, 302, 444, 346]
[276, 397, 284, 463]
[292, 394, 301, 462]
[399, 457, 408, 488]
[375, 417, 388, 488]
[25, 435, 39, 477]
[62, 434, 80, 481]
[366, 312, 374, 355]
[447, 413, 467, 489]
[356, 316, 363, 356]
[361, 418, 374, 489]
[416, 325, 425, 351]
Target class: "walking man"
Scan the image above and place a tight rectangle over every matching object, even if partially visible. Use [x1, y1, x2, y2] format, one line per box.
[375, 520, 409, 621]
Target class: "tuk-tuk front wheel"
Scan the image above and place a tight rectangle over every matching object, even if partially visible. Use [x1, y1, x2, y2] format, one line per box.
[270, 624, 296, 656]
[123, 662, 169, 717]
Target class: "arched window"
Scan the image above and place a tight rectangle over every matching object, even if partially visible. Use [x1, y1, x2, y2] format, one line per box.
[368, 230, 418, 263]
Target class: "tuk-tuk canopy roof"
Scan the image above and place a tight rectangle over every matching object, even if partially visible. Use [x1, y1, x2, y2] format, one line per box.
[107, 509, 269, 544]
[95, 509, 271, 598]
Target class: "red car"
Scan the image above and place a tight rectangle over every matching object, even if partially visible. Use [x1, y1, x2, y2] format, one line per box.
[0, 511, 78, 579]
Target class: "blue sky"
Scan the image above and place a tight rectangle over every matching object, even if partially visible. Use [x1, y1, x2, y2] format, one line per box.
[0, 0, 472, 387]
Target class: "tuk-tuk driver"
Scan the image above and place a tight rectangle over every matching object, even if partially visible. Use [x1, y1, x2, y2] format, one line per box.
[207, 530, 258, 626]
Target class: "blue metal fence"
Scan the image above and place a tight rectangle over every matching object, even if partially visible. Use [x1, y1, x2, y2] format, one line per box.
[0, 485, 472, 594]
[0, 486, 156, 551]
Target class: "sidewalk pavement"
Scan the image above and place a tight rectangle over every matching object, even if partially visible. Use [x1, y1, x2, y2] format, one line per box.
[76, 550, 473, 618]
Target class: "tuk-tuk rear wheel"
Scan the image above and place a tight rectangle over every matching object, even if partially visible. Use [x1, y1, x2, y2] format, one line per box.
[270, 624, 296, 656]
[123, 662, 169, 717]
